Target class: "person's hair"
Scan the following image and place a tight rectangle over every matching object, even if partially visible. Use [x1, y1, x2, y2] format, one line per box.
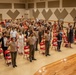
[11, 38, 17, 41]
[57, 30, 60, 33]
[19, 31, 22, 34]
[70, 25, 72, 28]
[11, 38, 14, 41]
[2, 32, 7, 35]
[45, 30, 47, 33]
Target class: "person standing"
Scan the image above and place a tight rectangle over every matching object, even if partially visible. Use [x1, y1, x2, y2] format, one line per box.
[25, 29, 30, 39]
[68, 25, 74, 48]
[38, 25, 43, 44]
[7, 38, 18, 68]
[27, 33, 36, 62]
[33, 28, 39, 51]
[0, 32, 8, 59]
[56, 30, 62, 52]
[73, 22, 76, 40]
[44, 31, 50, 56]
[66, 23, 71, 39]
[10, 28, 18, 39]
[18, 31, 24, 55]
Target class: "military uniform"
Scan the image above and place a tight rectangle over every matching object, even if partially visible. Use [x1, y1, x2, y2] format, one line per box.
[44, 32, 50, 56]
[27, 35, 36, 62]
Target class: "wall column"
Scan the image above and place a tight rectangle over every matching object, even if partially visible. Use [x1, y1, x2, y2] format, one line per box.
[60, 0, 63, 9]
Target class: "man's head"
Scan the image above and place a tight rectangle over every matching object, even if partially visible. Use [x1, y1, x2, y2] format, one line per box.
[3, 32, 7, 37]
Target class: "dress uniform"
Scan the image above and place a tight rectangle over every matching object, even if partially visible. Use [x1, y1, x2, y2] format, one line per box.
[7, 38, 18, 68]
[27, 34, 36, 62]
[38, 25, 43, 43]
[33, 29, 39, 51]
[44, 31, 50, 56]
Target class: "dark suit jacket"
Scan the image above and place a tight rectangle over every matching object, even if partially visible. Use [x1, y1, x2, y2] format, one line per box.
[56, 33, 62, 42]
[0, 37, 8, 50]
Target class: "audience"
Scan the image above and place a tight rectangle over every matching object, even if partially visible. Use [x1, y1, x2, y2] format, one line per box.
[0, 18, 75, 67]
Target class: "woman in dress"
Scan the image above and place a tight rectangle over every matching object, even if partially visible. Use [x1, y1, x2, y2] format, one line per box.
[18, 31, 24, 55]
[68, 25, 74, 48]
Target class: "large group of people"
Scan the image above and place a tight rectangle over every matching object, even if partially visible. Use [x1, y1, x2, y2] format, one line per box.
[0, 18, 76, 68]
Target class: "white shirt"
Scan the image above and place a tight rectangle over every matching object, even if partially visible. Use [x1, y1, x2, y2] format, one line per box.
[10, 30, 17, 38]
[18, 34, 24, 43]
[4, 37, 7, 47]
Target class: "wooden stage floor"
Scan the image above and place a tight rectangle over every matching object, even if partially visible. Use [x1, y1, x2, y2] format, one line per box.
[34, 54, 76, 75]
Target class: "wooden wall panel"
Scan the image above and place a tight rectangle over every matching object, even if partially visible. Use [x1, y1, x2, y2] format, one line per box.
[48, 1, 59, 8]
[63, 0, 76, 7]
[28, 3, 34, 9]
[14, 3, 25, 9]
[0, 14, 2, 21]
[36, 2, 45, 8]
[0, 3, 12, 9]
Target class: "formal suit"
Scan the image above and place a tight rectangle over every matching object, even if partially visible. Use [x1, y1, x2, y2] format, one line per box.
[0, 37, 8, 58]
[57, 32, 62, 51]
